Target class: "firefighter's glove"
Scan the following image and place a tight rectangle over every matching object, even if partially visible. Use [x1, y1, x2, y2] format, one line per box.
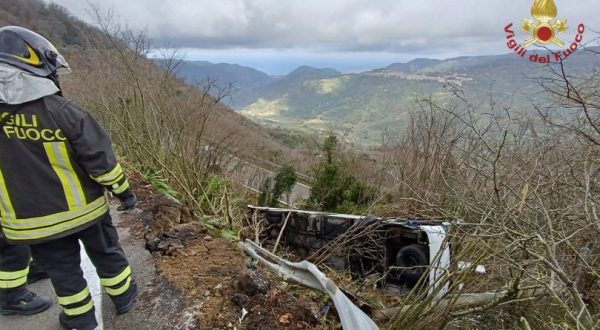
[116, 191, 137, 211]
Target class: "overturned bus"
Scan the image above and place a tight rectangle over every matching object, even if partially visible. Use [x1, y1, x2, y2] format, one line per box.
[248, 205, 451, 294]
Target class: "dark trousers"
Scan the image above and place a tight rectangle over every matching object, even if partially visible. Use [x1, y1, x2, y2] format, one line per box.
[0, 234, 30, 303]
[30, 213, 132, 324]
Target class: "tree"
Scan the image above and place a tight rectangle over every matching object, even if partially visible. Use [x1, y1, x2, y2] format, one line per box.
[308, 135, 375, 212]
[309, 135, 345, 210]
[258, 165, 297, 207]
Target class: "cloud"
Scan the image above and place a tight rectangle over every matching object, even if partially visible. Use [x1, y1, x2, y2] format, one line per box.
[45, 0, 598, 55]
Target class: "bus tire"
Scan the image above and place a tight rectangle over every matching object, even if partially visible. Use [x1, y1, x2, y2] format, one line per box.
[395, 244, 428, 287]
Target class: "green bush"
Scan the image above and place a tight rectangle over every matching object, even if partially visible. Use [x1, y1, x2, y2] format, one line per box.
[258, 165, 297, 207]
[308, 135, 375, 212]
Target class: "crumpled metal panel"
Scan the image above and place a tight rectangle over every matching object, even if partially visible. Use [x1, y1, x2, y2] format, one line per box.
[243, 240, 380, 330]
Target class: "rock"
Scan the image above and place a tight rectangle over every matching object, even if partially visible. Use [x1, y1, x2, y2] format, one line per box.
[166, 244, 185, 256]
[232, 293, 248, 306]
[204, 235, 213, 241]
[278, 313, 292, 324]
[236, 268, 271, 296]
[145, 237, 161, 252]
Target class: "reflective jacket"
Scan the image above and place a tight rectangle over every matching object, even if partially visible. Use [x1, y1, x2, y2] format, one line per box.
[0, 94, 131, 244]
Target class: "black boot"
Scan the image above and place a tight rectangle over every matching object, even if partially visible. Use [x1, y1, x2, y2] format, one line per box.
[27, 261, 50, 284]
[59, 310, 98, 330]
[0, 290, 53, 315]
[113, 281, 138, 315]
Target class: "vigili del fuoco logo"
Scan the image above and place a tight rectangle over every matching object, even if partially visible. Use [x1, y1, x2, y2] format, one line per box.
[504, 0, 585, 64]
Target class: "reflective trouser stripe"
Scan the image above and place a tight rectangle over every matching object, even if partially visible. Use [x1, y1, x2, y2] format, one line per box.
[100, 266, 131, 287]
[58, 287, 90, 306]
[0, 276, 27, 289]
[59, 286, 94, 316]
[44, 142, 86, 210]
[64, 299, 94, 316]
[92, 164, 124, 185]
[106, 276, 132, 296]
[0, 266, 29, 280]
[0, 165, 15, 219]
[0, 267, 29, 289]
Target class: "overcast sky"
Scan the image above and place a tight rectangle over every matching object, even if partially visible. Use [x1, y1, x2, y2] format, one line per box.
[45, 0, 598, 74]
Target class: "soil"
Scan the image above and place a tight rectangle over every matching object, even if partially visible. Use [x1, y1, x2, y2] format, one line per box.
[122, 172, 327, 330]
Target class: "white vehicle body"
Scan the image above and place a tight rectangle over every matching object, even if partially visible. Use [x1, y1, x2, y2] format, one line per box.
[248, 205, 452, 297]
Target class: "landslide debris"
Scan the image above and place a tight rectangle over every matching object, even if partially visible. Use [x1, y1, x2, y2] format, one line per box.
[125, 172, 327, 329]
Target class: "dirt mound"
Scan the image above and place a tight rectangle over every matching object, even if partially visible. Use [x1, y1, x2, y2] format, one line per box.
[146, 222, 208, 256]
[143, 203, 195, 240]
[233, 265, 321, 329]
[125, 172, 325, 329]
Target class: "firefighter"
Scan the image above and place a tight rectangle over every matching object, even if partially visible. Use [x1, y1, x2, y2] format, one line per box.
[0, 26, 138, 329]
[0, 232, 53, 316]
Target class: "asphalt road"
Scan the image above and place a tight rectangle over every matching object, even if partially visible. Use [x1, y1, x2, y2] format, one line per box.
[0, 206, 167, 330]
[224, 155, 312, 206]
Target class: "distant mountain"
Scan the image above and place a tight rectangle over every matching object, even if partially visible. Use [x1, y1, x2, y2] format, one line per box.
[286, 66, 340, 79]
[171, 49, 599, 145]
[176, 61, 274, 89]
[385, 58, 442, 74]
[166, 61, 276, 107]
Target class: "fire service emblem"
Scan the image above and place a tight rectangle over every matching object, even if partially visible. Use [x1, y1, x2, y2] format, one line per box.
[504, 0, 585, 64]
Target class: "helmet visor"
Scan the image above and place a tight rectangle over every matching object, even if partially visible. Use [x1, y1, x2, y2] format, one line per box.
[55, 52, 71, 75]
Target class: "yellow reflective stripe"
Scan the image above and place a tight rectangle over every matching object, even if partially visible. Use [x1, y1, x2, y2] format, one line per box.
[0, 266, 29, 280]
[13, 44, 42, 66]
[100, 266, 131, 287]
[64, 299, 94, 316]
[92, 164, 123, 184]
[0, 276, 27, 289]
[1, 196, 107, 229]
[58, 287, 90, 306]
[0, 166, 15, 219]
[106, 276, 131, 296]
[112, 180, 130, 195]
[2, 200, 108, 241]
[44, 142, 86, 209]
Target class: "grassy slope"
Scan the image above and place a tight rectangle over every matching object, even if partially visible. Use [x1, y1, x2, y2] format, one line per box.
[1, 0, 294, 167]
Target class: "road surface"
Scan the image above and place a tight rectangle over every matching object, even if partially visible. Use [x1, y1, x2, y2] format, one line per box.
[223, 155, 312, 206]
[0, 205, 176, 330]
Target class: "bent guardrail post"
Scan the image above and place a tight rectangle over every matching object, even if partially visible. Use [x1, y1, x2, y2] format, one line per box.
[243, 239, 380, 330]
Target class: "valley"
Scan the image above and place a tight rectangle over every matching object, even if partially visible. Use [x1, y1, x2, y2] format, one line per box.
[171, 48, 599, 145]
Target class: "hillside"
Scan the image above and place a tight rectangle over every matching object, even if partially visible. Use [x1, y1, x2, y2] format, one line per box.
[175, 49, 599, 145]
[1, 0, 293, 167]
[0, 0, 109, 47]
[168, 60, 276, 108]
